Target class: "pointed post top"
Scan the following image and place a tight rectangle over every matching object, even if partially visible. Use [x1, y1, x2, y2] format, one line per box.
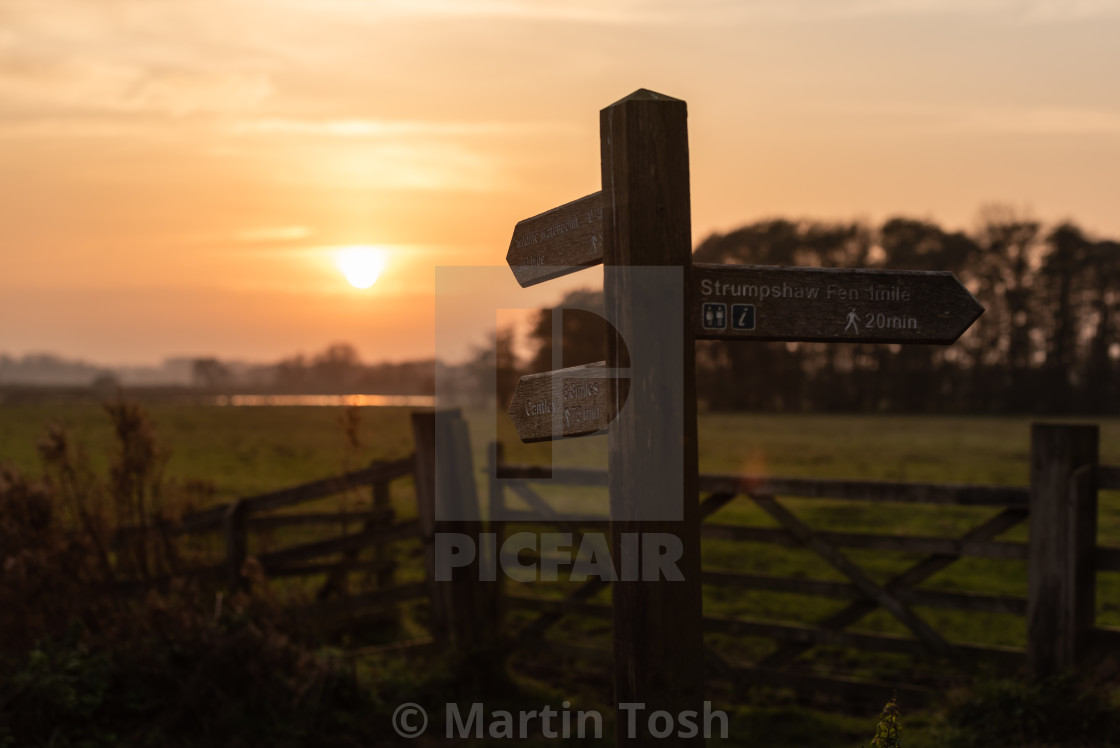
[605, 88, 684, 108]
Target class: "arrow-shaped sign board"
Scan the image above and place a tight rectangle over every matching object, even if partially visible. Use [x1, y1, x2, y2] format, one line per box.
[507, 361, 618, 443]
[693, 263, 983, 344]
[507, 192, 604, 287]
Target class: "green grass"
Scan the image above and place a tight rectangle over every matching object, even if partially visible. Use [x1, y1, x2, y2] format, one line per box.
[697, 413, 1120, 484]
[0, 403, 417, 505]
[4, 403, 1117, 501]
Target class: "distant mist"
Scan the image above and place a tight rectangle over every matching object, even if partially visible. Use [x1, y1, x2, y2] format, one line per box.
[0, 344, 437, 396]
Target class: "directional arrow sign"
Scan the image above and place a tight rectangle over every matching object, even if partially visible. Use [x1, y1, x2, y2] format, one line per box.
[693, 263, 983, 344]
[507, 361, 620, 443]
[506, 192, 604, 287]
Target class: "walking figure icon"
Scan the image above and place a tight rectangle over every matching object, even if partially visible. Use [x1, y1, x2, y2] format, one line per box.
[845, 308, 860, 333]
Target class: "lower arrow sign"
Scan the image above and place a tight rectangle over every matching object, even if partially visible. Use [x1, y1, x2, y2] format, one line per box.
[507, 361, 619, 443]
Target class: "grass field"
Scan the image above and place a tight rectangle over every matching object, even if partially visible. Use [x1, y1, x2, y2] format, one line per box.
[4, 402, 1120, 746]
[0, 402, 418, 503]
[4, 401, 1118, 496]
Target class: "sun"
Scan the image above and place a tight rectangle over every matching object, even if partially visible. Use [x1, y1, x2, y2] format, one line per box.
[335, 246, 386, 289]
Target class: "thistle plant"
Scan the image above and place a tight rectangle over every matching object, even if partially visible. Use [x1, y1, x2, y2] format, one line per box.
[870, 692, 901, 748]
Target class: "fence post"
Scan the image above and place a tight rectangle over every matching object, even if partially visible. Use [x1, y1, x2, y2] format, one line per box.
[411, 410, 490, 650]
[487, 441, 506, 635]
[372, 476, 394, 589]
[1028, 422, 1099, 678]
[223, 499, 248, 591]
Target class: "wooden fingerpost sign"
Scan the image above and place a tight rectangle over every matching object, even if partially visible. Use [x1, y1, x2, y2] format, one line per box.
[503, 89, 983, 745]
[694, 264, 982, 344]
[506, 192, 604, 287]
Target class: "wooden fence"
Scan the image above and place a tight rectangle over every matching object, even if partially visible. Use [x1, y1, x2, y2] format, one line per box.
[111, 410, 496, 649]
[488, 423, 1120, 704]
[112, 452, 430, 629]
[111, 416, 1118, 704]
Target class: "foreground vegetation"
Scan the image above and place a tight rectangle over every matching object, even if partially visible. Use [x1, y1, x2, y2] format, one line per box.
[2, 401, 1119, 746]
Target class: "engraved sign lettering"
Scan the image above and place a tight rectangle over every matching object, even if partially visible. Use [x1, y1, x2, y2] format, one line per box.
[506, 192, 604, 287]
[507, 361, 619, 443]
[694, 263, 983, 344]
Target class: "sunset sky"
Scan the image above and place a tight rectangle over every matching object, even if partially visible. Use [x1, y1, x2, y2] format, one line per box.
[2, 0, 1118, 366]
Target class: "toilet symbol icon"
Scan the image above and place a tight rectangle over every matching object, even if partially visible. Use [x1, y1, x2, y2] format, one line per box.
[702, 302, 727, 330]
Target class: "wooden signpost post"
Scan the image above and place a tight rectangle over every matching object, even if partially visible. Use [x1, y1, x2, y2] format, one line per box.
[503, 90, 983, 745]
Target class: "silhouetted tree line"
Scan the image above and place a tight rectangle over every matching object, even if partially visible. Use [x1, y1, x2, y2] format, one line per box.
[193, 343, 436, 395]
[521, 209, 1120, 414]
[270, 344, 436, 395]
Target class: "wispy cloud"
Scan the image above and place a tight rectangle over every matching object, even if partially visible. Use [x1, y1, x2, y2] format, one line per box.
[234, 226, 313, 242]
[0, 57, 273, 117]
[1019, 0, 1120, 21]
[314, 0, 1119, 25]
[670, 0, 1120, 22]
[0, 116, 153, 139]
[120, 70, 273, 117]
[938, 106, 1120, 135]
[0, 0, 276, 118]
[231, 118, 567, 137]
[301, 140, 505, 192]
[853, 0, 1120, 20]
[276, 0, 678, 24]
[818, 102, 1120, 137]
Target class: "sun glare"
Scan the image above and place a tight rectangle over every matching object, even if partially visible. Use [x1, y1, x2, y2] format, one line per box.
[335, 246, 386, 289]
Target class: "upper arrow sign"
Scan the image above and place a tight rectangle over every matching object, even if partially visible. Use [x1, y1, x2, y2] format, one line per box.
[506, 192, 604, 287]
[693, 263, 983, 344]
[507, 361, 619, 443]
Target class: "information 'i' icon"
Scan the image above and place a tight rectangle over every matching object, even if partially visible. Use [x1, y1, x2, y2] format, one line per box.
[731, 304, 755, 331]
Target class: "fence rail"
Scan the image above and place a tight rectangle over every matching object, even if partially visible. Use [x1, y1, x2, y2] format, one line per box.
[113, 453, 429, 629]
[112, 457, 415, 543]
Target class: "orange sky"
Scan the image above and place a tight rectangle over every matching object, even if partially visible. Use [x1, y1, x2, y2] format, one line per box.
[2, 0, 1118, 365]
